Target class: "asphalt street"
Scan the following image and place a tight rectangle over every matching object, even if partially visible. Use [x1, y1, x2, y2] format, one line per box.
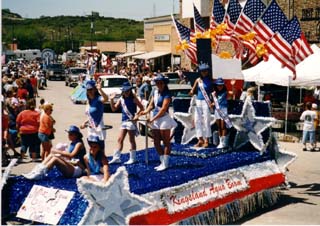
[3, 80, 320, 224]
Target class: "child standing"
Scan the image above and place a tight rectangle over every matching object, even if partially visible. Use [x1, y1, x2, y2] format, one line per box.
[300, 102, 318, 151]
[212, 77, 230, 149]
[109, 82, 144, 164]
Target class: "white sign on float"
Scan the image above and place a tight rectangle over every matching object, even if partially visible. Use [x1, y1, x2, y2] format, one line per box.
[212, 54, 244, 80]
[161, 171, 248, 213]
[17, 185, 74, 225]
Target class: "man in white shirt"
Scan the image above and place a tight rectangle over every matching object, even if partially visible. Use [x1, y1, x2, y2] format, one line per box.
[300, 102, 318, 151]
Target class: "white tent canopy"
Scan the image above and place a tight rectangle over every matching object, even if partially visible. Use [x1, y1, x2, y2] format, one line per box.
[242, 44, 320, 87]
[132, 51, 170, 60]
[116, 51, 145, 58]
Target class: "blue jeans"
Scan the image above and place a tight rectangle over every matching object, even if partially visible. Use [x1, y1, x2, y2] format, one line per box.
[302, 130, 316, 144]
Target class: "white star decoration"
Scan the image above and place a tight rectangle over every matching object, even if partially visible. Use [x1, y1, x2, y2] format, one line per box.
[229, 98, 275, 153]
[269, 134, 297, 173]
[174, 96, 216, 146]
[77, 167, 153, 225]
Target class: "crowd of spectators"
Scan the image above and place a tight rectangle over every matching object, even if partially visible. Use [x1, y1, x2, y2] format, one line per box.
[1, 59, 50, 166]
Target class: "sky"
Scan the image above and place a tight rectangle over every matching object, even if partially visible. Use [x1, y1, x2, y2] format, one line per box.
[2, 0, 180, 21]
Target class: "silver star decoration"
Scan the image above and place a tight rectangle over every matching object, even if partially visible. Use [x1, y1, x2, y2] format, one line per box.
[77, 167, 153, 225]
[174, 96, 216, 145]
[269, 134, 297, 172]
[229, 98, 275, 153]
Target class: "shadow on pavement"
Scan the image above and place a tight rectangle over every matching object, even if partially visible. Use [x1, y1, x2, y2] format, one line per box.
[290, 182, 320, 197]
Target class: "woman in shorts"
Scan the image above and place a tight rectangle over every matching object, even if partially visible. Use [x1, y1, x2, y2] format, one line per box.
[139, 74, 177, 171]
[38, 103, 55, 160]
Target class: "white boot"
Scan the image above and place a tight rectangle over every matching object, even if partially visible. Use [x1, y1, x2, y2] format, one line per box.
[154, 155, 164, 170]
[217, 136, 224, 148]
[223, 135, 229, 148]
[109, 150, 121, 164]
[23, 163, 47, 180]
[124, 150, 136, 164]
[156, 155, 169, 171]
[22, 164, 42, 179]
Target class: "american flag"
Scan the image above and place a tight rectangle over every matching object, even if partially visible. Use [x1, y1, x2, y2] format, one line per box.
[224, 0, 242, 35]
[172, 15, 198, 64]
[242, 40, 260, 64]
[253, 0, 288, 44]
[210, 0, 226, 29]
[193, 4, 206, 32]
[266, 16, 313, 78]
[234, 0, 266, 35]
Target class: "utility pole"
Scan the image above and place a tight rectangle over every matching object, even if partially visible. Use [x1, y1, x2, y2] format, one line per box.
[90, 12, 94, 52]
[11, 21, 16, 50]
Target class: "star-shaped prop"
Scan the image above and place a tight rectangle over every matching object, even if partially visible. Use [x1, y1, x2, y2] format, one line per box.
[174, 96, 216, 145]
[77, 167, 153, 225]
[269, 134, 297, 173]
[229, 98, 275, 153]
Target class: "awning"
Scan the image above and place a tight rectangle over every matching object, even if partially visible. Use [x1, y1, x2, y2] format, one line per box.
[132, 51, 171, 60]
[116, 51, 145, 58]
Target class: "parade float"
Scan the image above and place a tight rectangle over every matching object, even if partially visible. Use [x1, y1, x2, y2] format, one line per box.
[3, 0, 315, 224]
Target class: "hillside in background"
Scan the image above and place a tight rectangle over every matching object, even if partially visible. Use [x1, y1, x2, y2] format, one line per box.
[2, 9, 144, 54]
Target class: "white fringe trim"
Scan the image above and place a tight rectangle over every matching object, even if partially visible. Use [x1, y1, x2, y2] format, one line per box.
[1, 158, 18, 191]
[178, 187, 281, 225]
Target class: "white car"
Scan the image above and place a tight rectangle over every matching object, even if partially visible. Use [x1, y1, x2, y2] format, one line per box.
[99, 74, 130, 111]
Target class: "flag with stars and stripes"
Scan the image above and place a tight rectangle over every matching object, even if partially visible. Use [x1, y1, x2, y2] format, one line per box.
[172, 15, 198, 64]
[234, 0, 266, 35]
[210, 0, 226, 29]
[253, 0, 288, 44]
[193, 4, 207, 33]
[266, 16, 313, 79]
[224, 0, 242, 35]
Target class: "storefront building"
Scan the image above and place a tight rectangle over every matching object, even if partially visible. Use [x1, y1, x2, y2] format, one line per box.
[131, 14, 182, 72]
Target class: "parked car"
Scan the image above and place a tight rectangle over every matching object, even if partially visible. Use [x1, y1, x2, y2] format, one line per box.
[163, 72, 182, 84]
[46, 63, 66, 81]
[168, 83, 192, 98]
[65, 67, 88, 87]
[99, 74, 130, 111]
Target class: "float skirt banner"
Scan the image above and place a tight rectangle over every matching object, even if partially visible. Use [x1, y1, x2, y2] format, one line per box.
[162, 171, 248, 213]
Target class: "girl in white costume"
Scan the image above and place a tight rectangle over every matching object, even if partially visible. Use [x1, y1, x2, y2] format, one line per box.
[189, 63, 214, 148]
[80, 79, 108, 150]
[139, 74, 177, 171]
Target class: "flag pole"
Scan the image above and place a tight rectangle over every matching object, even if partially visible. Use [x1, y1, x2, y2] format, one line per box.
[285, 76, 291, 135]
